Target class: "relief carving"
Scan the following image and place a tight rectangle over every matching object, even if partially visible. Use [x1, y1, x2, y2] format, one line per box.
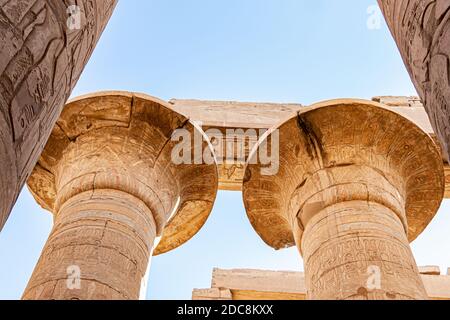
[378, 0, 450, 159]
[0, 0, 117, 230]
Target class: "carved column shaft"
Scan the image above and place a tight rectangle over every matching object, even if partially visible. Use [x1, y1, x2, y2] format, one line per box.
[298, 167, 427, 300]
[22, 190, 157, 300]
[0, 0, 117, 230]
[377, 0, 450, 158]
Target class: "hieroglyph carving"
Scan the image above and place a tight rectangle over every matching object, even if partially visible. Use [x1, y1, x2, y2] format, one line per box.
[0, 0, 117, 229]
[378, 1, 450, 159]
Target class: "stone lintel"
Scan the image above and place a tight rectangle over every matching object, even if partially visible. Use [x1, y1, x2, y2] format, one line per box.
[419, 266, 441, 276]
[170, 97, 450, 195]
[191, 288, 232, 300]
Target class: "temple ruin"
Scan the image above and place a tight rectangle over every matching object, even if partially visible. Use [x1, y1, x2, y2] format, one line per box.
[19, 93, 450, 300]
[1, 1, 450, 300]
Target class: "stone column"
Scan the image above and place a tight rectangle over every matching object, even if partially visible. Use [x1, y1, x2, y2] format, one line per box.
[243, 99, 444, 300]
[23, 92, 218, 300]
[24, 190, 158, 299]
[377, 0, 450, 159]
[0, 0, 117, 231]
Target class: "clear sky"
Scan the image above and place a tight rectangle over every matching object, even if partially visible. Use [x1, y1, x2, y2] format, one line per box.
[1, 0, 449, 300]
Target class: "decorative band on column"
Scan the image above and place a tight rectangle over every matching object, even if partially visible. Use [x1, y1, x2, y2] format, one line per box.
[291, 165, 409, 253]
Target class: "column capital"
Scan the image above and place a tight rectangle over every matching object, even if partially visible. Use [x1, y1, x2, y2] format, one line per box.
[28, 91, 218, 255]
[243, 99, 444, 250]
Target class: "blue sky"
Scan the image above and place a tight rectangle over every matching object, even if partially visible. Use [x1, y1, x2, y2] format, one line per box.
[1, 0, 450, 300]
